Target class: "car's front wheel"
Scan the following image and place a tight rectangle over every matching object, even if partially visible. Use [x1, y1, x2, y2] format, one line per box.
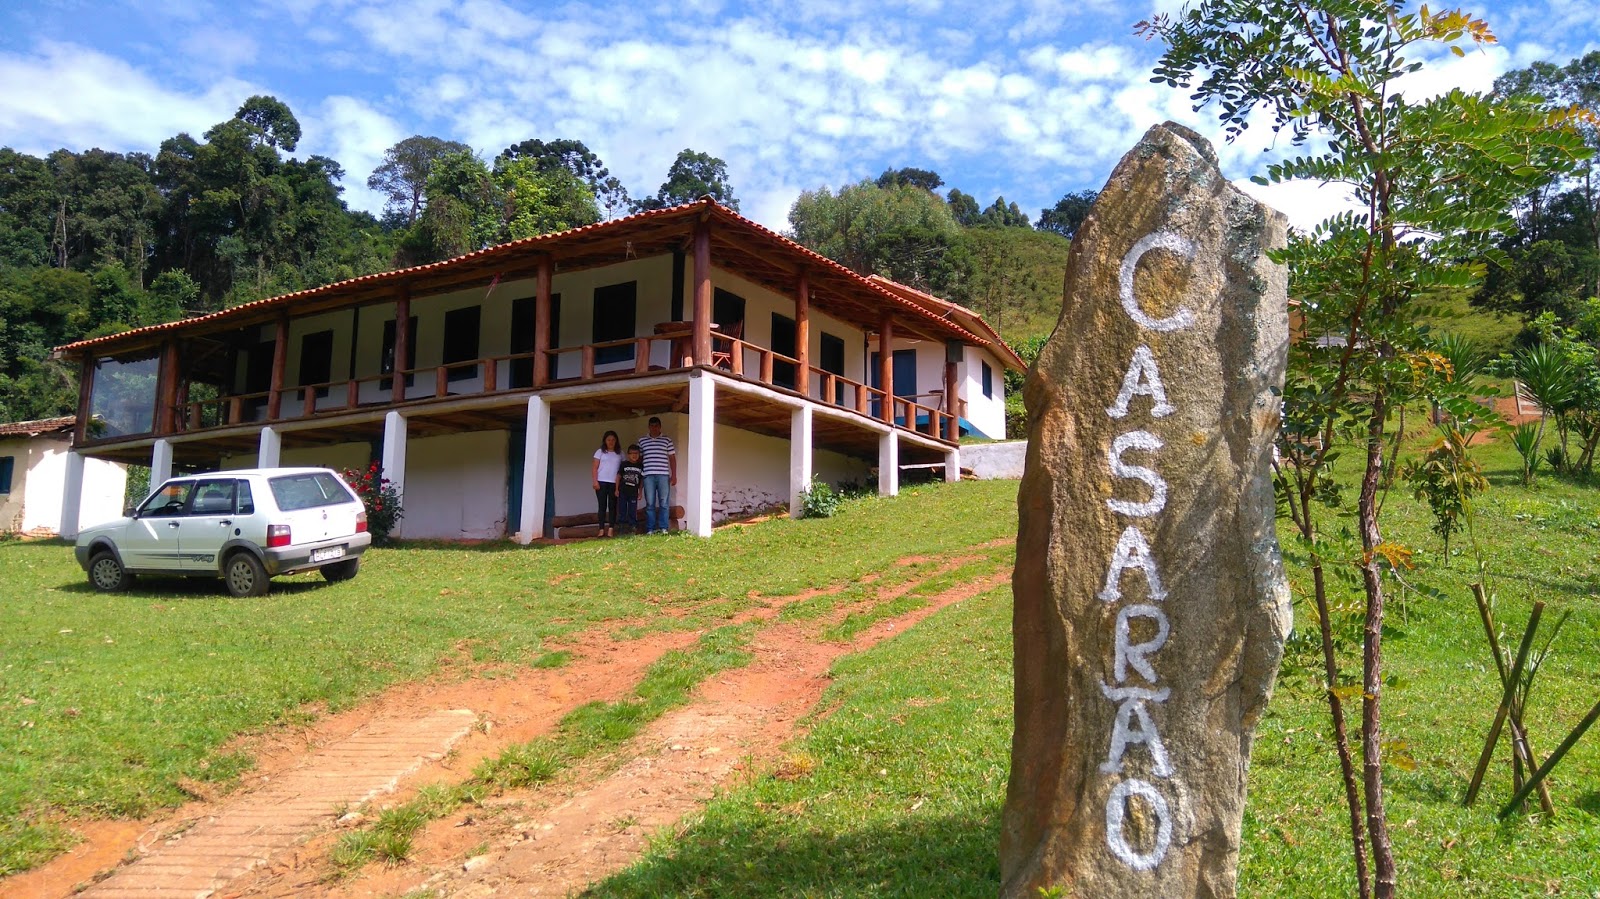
[224, 552, 270, 597]
[88, 550, 133, 592]
[321, 558, 360, 582]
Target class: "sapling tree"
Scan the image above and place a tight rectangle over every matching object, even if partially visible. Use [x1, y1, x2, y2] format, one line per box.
[1139, 3, 1591, 897]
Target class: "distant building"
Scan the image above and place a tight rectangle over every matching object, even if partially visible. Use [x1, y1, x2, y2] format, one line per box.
[0, 417, 127, 536]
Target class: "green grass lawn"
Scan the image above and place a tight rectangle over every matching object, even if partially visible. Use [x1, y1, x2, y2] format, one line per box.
[5, 435, 1600, 895]
[0, 481, 1019, 876]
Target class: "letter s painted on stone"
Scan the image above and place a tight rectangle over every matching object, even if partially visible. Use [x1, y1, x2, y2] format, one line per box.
[1119, 232, 1196, 332]
[1107, 430, 1167, 517]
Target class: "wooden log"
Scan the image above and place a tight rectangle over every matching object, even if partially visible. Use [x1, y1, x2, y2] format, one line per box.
[534, 258, 552, 387]
[435, 367, 448, 398]
[635, 338, 651, 374]
[303, 385, 317, 416]
[759, 347, 773, 384]
[267, 314, 288, 420]
[484, 360, 497, 393]
[795, 270, 810, 394]
[393, 285, 411, 403]
[581, 345, 596, 380]
[347, 379, 360, 408]
[878, 315, 893, 422]
[693, 221, 712, 364]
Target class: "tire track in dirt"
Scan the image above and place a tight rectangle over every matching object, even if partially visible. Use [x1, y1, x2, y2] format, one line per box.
[369, 561, 1013, 899]
[5, 539, 1014, 899]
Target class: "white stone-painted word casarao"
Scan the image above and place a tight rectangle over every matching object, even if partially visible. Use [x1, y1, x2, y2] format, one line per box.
[1002, 121, 1292, 899]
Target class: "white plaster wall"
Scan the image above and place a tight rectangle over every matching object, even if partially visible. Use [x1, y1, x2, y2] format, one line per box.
[551, 415, 672, 519]
[550, 255, 676, 378]
[962, 346, 1007, 439]
[0, 436, 31, 531]
[549, 412, 869, 525]
[402, 430, 509, 540]
[219, 441, 372, 473]
[709, 269, 866, 393]
[0, 436, 126, 534]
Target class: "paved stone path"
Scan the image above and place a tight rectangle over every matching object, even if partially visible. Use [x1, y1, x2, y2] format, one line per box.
[79, 709, 476, 899]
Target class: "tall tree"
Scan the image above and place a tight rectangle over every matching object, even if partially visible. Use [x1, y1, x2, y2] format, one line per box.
[0, 148, 58, 269]
[789, 179, 963, 293]
[635, 149, 739, 211]
[498, 138, 630, 219]
[876, 166, 944, 192]
[946, 188, 982, 226]
[1037, 189, 1098, 239]
[1141, 4, 1590, 897]
[368, 136, 472, 227]
[494, 157, 600, 239]
[980, 196, 1030, 228]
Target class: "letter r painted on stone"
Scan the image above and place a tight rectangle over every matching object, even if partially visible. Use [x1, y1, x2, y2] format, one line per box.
[1114, 603, 1170, 684]
[1119, 231, 1197, 332]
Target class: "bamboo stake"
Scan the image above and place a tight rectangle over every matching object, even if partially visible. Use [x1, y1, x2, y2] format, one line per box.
[1499, 695, 1600, 819]
[1464, 600, 1543, 806]
[1472, 585, 1554, 814]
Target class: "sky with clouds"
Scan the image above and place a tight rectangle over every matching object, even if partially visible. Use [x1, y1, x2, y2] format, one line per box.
[1, 0, 1597, 233]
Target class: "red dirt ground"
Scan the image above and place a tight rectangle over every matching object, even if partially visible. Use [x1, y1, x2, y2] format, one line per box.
[3, 543, 1013, 899]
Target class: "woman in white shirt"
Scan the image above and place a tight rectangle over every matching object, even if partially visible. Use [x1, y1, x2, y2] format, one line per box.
[592, 430, 624, 537]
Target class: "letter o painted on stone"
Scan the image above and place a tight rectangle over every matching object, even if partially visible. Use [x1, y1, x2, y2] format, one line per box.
[1105, 778, 1173, 871]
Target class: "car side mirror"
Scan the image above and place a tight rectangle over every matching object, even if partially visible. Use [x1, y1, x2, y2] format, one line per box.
[124, 505, 138, 518]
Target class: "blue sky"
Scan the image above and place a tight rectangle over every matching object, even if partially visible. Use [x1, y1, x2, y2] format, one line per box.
[2, 0, 1597, 232]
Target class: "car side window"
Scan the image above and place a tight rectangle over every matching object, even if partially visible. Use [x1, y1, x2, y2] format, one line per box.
[188, 480, 237, 516]
[237, 480, 255, 515]
[140, 482, 194, 517]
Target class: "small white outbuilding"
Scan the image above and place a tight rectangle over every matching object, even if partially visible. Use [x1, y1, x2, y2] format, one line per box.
[0, 416, 127, 537]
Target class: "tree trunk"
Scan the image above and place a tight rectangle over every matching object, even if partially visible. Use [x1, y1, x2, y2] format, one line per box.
[1312, 560, 1373, 899]
[1359, 398, 1397, 897]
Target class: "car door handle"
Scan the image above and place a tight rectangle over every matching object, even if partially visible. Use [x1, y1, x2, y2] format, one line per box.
[167, 522, 179, 528]
[218, 520, 232, 526]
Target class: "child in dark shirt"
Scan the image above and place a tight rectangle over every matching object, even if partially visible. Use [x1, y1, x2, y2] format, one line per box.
[616, 445, 646, 535]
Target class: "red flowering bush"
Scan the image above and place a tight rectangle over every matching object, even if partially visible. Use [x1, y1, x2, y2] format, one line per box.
[342, 461, 404, 544]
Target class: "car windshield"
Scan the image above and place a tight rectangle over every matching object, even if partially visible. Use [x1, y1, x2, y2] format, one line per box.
[269, 472, 353, 511]
[139, 481, 193, 516]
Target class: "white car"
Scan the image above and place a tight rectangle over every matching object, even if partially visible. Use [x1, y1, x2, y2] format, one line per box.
[75, 467, 373, 597]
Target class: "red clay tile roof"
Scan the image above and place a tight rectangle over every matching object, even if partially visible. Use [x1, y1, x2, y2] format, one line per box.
[866, 275, 1029, 371]
[0, 416, 76, 437]
[51, 198, 999, 358]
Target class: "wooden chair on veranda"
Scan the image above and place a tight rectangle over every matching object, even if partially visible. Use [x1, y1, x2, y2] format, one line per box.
[710, 320, 743, 371]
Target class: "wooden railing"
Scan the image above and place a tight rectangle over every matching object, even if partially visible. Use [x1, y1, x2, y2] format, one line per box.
[165, 334, 956, 444]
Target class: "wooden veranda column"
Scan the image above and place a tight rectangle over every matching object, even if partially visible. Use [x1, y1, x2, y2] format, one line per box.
[155, 339, 181, 435]
[945, 356, 960, 441]
[692, 220, 713, 365]
[392, 284, 411, 404]
[795, 270, 811, 396]
[74, 355, 95, 445]
[533, 257, 552, 386]
[266, 313, 289, 420]
[877, 314, 894, 423]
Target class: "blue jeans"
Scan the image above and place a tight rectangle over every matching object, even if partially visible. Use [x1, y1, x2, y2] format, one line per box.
[642, 475, 671, 532]
[618, 493, 638, 533]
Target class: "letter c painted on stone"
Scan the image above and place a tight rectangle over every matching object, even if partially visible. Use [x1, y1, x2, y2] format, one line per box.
[1120, 232, 1196, 332]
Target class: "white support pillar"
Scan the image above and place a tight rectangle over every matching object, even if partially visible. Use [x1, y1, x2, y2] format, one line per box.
[257, 426, 282, 469]
[945, 446, 962, 483]
[789, 405, 813, 519]
[878, 430, 899, 497]
[381, 412, 407, 538]
[150, 439, 174, 493]
[59, 451, 85, 540]
[685, 372, 715, 537]
[517, 396, 550, 545]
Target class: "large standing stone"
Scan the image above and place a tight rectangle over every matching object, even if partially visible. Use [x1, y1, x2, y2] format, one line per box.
[1001, 122, 1292, 898]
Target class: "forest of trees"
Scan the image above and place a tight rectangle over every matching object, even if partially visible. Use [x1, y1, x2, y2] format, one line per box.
[0, 94, 1088, 424]
[4, 50, 1594, 425]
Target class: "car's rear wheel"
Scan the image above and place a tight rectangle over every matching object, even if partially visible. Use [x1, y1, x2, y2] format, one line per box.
[88, 550, 132, 592]
[321, 558, 360, 582]
[224, 552, 270, 597]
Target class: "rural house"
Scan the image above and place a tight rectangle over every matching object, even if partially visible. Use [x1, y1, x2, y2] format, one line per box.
[51, 199, 1022, 541]
[0, 416, 126, 536]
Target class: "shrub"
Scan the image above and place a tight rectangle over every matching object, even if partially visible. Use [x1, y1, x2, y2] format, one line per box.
[798, 478, 841, 518]
[342, 461, 404, 543]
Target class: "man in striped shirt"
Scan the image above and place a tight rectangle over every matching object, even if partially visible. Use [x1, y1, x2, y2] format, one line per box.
[637, 416, 677, 534]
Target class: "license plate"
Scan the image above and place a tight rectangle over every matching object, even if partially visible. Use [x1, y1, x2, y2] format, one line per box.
[312, 546, 345, 563]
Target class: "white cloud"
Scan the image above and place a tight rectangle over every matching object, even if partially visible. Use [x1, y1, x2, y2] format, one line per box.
[0, 41, 255, 155]
[301, 95, 409, 214]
